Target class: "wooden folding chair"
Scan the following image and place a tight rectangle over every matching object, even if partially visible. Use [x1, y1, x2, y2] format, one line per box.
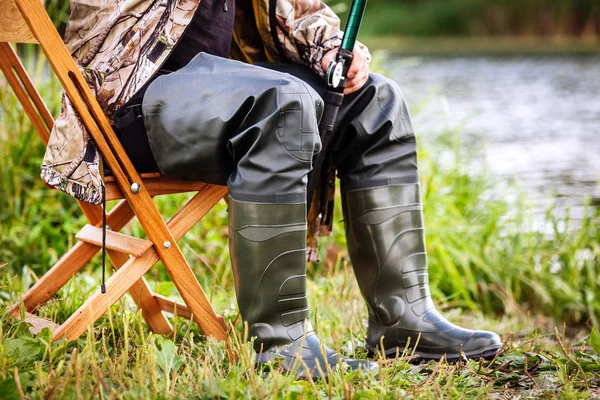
[0, 0, 229, 342]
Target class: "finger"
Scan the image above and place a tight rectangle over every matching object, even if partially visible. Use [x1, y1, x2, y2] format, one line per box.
[323, 52, 336, 66]
[321, 48, 338, 72]
[345, 72, 366, 89]
[347, 67, 369, 90]
[344, 74, 369, 95]
[345, 68, 369, 90]
[347, 53, 366, 79]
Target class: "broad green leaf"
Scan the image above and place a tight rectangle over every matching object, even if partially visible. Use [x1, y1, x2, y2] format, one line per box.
[154, 336, 180, 376]
[0, 378, 21, 400]
[590, 327, 600, 355]
[5, 337, 45, 367]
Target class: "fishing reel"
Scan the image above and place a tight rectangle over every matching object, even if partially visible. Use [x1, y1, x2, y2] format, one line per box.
[326, 59, 345, 89]
[325, 47, 354, 90]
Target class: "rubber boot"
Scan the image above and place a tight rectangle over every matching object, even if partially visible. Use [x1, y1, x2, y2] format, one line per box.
[342, 184, 503, 362]
[228, 197, 378, 379]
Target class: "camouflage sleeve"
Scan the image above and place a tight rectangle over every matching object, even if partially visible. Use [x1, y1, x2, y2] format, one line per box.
[274, 0, 371, 78]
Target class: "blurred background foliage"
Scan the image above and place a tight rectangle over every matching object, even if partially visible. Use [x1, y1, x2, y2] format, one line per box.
[41, 0, 600, 39]
[328, 0, 599, 38]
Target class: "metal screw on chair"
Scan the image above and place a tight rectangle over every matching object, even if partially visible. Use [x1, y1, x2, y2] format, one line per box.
[163, 241, 172, 249]
[130, 183, 141, 193]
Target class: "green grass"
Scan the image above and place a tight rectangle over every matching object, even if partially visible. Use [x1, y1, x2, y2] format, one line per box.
[1, 49, 600, 398]
[2, 285, 600, 398]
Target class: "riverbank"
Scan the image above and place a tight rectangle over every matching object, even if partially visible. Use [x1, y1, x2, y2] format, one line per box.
[362, 36, 600, 55]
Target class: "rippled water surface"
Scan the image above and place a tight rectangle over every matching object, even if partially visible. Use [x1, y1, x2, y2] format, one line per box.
[384, 54, 600, 222]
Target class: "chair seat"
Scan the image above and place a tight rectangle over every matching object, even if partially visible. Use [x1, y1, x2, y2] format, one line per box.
[104, 173, 213, 201]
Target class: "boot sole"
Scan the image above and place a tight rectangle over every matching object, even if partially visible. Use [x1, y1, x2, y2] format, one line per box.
[369, 344, 503, 363]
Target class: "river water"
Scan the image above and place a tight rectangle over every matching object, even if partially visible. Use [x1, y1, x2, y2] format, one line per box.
[383, 54, 600, 228]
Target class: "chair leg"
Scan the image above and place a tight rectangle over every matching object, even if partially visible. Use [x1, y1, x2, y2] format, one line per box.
[159, 185, 230, 336]
[9, 201, 132, 315]
[99, 201, 172, 335]
[52, 248, 158, 342]
[167, 185, 229, 239]
[9, 241, 98, 317]
[113, 185, 229, 341]
[108, 250, 173, 336]
[0, 42, 53, 144]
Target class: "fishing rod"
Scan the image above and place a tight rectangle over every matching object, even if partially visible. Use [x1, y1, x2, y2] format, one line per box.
[307, 0, 368, 211]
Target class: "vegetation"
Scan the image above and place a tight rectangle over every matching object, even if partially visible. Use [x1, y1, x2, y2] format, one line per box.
[1, 47, 600, 397]
[43, 0, 600, 39]
[329, 0, 600, 38]
[1, 3, 600, 398]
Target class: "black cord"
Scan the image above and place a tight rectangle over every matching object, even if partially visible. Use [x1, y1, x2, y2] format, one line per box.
[101, 184, 107, 294]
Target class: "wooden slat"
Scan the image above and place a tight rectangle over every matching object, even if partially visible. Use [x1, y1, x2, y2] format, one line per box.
[108, 251, 173, 336]
[76, 224, 153, 257]
[9, 201, 134, 316]
[0, 0, 37, 43]
[154, 295, 192, 320]
[10, 241, 98, 317]
[168, 185, 228, 240]
[154, 295, 228, 332]
[52, 248, 159, 341]
[105, 178, 209, 201]
[16, 0, 227, 341]
[104, 172, 161, 182]
[0, 43, 53, 130]
[0, 43, 52, 144]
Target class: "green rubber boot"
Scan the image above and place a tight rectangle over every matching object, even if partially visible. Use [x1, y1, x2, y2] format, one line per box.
[342, 184, 502, 362]
[228, 197, 378, 379]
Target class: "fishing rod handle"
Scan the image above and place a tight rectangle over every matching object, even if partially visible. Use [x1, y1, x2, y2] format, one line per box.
[319, 90, 345, 133]
[307, 90, 343, 206]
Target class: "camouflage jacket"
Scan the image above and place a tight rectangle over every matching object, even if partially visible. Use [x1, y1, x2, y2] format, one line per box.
[41, 0, 369, 260]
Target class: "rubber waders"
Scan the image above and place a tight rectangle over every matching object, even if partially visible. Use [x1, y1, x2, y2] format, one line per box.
[228, 197, 378, 378]
[342, 184, 503, 361]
